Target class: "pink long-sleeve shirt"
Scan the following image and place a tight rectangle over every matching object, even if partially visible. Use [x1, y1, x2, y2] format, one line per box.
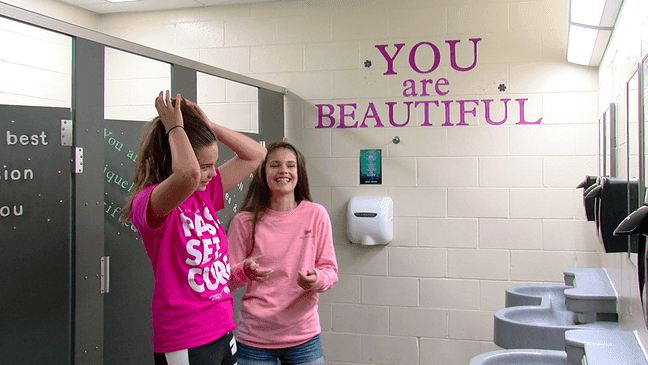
[228, 200, 338, 348]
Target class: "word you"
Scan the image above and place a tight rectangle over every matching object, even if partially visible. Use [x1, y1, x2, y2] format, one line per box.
[1, 204, 23, 217]
[375, 39, 481, 75]
[104, 128, 138, 162]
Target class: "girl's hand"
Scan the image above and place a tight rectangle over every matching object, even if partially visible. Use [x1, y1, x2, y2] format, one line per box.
[297, 270, 317, 291]
[154, 90, 183, 133]
[184, 99, 212, 125]
[243, 255, 273, 282]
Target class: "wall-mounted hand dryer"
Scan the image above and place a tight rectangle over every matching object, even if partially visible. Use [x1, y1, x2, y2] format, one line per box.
[347, 196, 393, 245]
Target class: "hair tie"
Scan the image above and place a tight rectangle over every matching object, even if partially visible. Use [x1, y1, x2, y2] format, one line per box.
[167, 125, 184, 135]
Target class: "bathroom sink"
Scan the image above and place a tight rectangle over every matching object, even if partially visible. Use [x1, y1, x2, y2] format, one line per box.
[563, 269, 616, 315]
[494, 299, 618, 350]
[495, 270, 620, 351]
[565, 329, 648, 365]
[469, 349, 567, 365]
[505, 284, 572, 308]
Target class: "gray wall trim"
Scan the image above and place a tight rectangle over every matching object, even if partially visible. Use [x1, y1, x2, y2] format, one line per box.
[258, 88, 285, 143]
[0, 2, 287, 94]
[172, 64, 197, 102]
[72, 37, 105, 365]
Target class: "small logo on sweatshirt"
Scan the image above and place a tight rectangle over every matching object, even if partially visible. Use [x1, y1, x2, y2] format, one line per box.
[301, 229, 315, 239]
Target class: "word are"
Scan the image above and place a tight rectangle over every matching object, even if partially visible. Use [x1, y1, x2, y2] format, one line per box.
[376, 39, 482, 75]
[402, 78, 450, 97]
[316, 98, 541, 128]
[6, 130, 48, 146]
[1, 204, 23, 217]
[0, 167, 34, 181]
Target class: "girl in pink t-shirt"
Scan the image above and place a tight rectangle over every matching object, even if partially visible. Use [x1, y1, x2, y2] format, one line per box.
[120, 90, 266, 365]
[227, 141, 338, 365]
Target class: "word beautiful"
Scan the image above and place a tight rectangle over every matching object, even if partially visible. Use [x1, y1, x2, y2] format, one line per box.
[316, 39, 542, 128]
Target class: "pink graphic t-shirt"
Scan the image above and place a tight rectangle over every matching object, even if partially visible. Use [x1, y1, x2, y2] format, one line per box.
[130, 170, 235, 353]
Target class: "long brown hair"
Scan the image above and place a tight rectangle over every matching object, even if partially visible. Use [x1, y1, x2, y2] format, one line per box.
[120, 98, 217, 224]
[230, 141, 311, 250]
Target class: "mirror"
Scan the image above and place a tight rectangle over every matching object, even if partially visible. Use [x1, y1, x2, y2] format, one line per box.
[643, 56, 648, 203]
[600, 104, 614, 176]
[626, 70, 640, 261]
[615, 79, 629, 179]
[628, 69, 640, 200]
[642, 55, 648, 326]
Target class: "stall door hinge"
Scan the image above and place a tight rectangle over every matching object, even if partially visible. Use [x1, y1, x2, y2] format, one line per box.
[74, 147, 83, 173]
[61, 119, 72, 146]
[100, 256, 110, 294]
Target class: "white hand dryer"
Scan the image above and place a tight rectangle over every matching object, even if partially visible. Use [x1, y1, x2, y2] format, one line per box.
[347, 196, 394, 245]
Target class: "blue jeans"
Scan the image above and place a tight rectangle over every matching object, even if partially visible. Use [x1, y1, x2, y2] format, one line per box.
[236, 335, 325, 365]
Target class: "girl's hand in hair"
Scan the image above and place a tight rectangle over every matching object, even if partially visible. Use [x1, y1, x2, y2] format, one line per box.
[155, 90, 183, 134]
[184, 99, 212, 125]
[243, 255, 273, 282]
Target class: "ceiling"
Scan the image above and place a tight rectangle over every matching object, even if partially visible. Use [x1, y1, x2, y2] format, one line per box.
[55, 0, 288, 14]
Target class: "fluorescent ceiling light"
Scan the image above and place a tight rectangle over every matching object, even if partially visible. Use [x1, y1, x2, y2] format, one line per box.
[570, 0, 606, 26]
[105, 0, 140, 3]
[566, 0, 623, 67]
[567, 24, 598, 65]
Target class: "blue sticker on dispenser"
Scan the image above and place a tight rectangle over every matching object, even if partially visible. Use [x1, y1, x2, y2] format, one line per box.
[360, 149, 382, 184]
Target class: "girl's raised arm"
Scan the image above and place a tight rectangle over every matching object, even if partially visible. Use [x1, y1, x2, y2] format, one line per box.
[147, 91, 201, 227]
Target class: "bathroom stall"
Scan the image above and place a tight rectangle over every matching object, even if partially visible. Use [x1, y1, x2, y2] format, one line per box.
[0, 3, 285, 364]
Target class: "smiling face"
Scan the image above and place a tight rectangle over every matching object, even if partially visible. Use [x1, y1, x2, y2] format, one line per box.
[265, 147, 298, 197]
[195, 142, 219, 191]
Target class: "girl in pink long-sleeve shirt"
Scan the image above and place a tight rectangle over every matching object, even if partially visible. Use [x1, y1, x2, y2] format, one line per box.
[227, 141, 338, 365]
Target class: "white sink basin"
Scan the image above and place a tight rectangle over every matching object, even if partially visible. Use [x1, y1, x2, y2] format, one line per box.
[505, 284, 572, 308]
[469, 349, 567, 365]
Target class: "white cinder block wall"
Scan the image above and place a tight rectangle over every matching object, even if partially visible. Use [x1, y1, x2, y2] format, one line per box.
[11, 0, 648, 363]
[96, 1, 603, 364]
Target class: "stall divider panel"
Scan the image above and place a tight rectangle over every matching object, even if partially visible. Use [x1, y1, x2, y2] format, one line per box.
[0, 105, 73, 364]
[72, 37, 106, 365]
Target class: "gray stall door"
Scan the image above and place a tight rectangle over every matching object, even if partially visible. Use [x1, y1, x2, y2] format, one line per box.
[0, 105, 73, 364]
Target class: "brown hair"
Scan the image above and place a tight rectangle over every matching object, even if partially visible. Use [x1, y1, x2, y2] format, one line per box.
[119, 98, 217, 224]
[230, 141, 311, 250]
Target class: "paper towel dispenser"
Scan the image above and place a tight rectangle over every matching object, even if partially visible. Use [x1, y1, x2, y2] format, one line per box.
[586, 177, 640, 253]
